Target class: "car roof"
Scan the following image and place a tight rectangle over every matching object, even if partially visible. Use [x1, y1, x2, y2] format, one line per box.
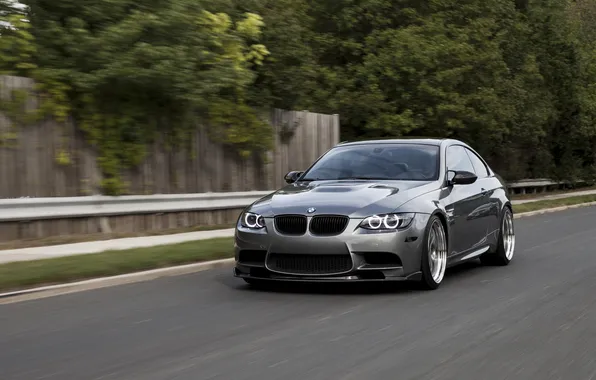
[336, 138, 465, 147]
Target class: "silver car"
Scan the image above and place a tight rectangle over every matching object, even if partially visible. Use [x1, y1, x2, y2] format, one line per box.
[233, 138, 515, 290]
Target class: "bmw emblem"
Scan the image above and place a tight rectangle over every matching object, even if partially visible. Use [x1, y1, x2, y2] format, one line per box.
[307, 207, 316, 213]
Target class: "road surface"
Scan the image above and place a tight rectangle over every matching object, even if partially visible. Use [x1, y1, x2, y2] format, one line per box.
[2, 207, 596, 380]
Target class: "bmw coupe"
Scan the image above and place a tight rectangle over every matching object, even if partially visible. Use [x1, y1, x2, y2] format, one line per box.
[233, 138, 515, 290]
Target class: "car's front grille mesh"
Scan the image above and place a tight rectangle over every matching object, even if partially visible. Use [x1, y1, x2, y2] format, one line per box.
[309, 215, 349, 236]
[274, 215, 307, 235]
[267, 253, 353, 275]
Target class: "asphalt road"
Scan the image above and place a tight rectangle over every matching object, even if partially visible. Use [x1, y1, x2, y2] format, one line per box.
[2, 207, 596, 380]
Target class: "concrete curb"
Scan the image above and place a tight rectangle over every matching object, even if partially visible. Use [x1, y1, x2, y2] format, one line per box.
[513, 201, 596, 218]
[1, 201, 595, 304]
[0, 258, 234, 305]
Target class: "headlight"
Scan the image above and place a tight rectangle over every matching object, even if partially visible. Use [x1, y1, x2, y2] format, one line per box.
[240, 212, 266, 229]
[359, 213, 415, 230]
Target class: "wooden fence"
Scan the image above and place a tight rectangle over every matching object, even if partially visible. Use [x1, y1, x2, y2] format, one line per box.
[0, 75, 340, 198]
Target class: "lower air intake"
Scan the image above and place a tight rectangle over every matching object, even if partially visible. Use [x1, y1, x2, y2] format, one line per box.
[267, 253, 353, 275]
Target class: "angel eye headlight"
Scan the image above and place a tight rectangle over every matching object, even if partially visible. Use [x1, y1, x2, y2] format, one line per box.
[359, 213, 415, 231]
[241, 212, 266, 229]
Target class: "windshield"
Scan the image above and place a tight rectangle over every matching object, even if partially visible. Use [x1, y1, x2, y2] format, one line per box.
[301, 143, 440, 181]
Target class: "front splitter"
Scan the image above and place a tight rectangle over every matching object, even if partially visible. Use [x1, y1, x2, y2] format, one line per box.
[233, 267, 422, 283]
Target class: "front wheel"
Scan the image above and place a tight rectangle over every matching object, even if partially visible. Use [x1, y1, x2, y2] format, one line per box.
[481, 207, 515, 266]
[420, 215, 448, 290]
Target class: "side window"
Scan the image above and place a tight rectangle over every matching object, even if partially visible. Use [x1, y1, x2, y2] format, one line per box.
[446, 145, 475, 173]
[465, 148, 490, 177]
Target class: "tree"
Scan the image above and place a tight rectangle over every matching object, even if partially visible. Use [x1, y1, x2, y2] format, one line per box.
[0, 0, 36, 76]
[299, 0, 555, 179]
[3, 0, 596, 188]
[17, 0, 271, 193]
[568, 0, 596, 180]
[293, 0, 596, 181]
[212, 0, 319, 111]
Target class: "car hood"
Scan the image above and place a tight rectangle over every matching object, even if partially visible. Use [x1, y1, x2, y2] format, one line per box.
[249, 180, 437, 218]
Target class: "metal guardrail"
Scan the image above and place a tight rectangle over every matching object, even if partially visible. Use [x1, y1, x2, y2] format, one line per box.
[506, 178, 586, 188]
[0, 179, 586, 222]
[507, 178, 586, 194]
[0, 191, 271, 222]
[507, 179, 559, 188]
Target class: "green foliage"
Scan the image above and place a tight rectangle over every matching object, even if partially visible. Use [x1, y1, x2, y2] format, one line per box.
[219, 0, 319, 110]
[0, 88, 34, 124]
[2, 0, 596, 190]
[35, 79, 70, 122]
[241, 0, 596, 181]
[3, 0, 273, 195]
[55, 148, 71, 166]
[0, 10, 36, 76]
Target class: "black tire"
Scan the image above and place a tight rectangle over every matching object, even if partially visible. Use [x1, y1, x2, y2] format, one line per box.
[480, 206, 515, 266]
[419, 215, 448, 290]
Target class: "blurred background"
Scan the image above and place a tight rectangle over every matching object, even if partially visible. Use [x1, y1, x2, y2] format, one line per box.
[2, 2, 596, 379]
[1, 0, 596, 242]
[2, 0, 596, 191]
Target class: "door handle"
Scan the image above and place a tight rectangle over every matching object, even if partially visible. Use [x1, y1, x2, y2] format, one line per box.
[481, 188, 488, 196]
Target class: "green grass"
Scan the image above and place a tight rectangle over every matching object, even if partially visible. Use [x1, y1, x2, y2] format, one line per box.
[2, 193, 596, 293]
[512, 194, 596, 213]
[0, 237, 234, 293]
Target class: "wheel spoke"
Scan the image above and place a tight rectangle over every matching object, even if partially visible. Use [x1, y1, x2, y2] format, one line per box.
[502, 210, 515, 260]
[429, 255, 435, 274]
[428, 220, 447, 284]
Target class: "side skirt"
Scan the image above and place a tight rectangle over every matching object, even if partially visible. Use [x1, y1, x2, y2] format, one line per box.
[447, 245, 491, 267]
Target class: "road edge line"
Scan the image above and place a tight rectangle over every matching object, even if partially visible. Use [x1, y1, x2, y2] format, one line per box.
[1, 201, 595, 304]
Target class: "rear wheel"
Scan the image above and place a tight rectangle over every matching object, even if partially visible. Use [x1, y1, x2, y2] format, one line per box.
[420, 215, 448, 290]
[481, 207, 515, 266]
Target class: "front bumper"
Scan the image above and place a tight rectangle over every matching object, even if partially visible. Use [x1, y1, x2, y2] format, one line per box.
[233, 213, 430, 283]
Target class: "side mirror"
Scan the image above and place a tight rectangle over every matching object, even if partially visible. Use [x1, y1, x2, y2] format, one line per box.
[447, 170, 477, 186]
[284, 171, 303, 184]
